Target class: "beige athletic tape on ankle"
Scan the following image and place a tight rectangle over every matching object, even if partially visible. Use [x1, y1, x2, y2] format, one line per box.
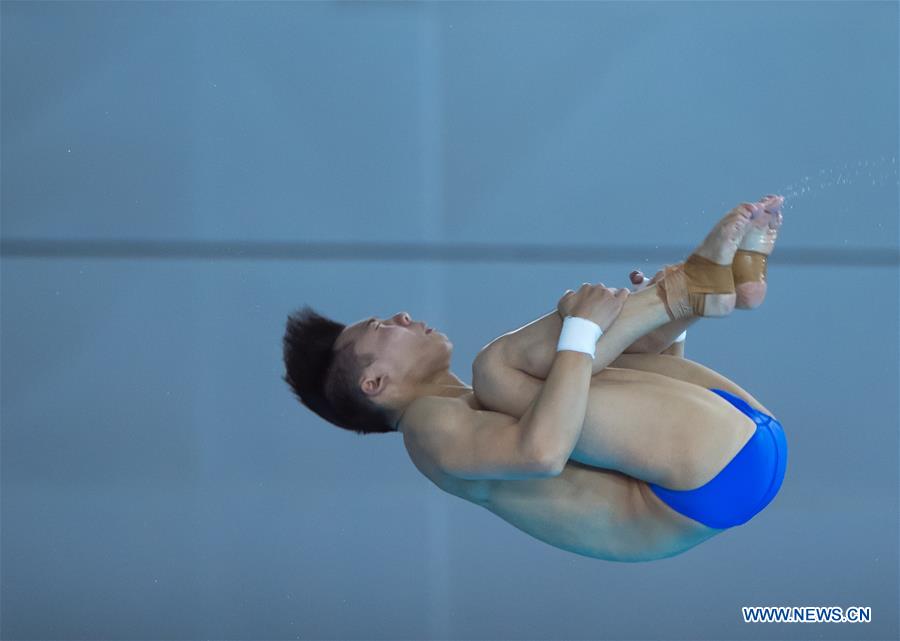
[656, 254, 735, 320]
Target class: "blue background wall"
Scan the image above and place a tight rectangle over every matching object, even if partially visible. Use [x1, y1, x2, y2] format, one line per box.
[2, 1, 897, 639]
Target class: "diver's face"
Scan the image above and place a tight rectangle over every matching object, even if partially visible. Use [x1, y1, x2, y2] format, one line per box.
[336, 311, 452, 389]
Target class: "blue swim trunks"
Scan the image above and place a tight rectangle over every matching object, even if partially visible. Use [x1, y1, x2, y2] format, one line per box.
[647, 388, 788, 529]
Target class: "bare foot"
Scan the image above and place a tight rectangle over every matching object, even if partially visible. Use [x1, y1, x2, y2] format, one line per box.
[734, 194, 784, 309]
[692, 202, 756, 265]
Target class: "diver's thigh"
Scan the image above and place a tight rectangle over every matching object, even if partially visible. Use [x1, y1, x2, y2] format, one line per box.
[609, 353, 773, 417]
[574, 367, 757, 489]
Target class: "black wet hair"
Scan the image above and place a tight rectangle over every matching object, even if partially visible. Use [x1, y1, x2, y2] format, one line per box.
[282, 306, 395, 435]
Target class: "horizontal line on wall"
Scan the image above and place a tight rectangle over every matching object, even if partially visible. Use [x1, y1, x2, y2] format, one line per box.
[0, 239, 897, 266]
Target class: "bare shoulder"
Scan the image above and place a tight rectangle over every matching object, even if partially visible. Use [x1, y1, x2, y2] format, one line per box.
[399, 395, 471, 462]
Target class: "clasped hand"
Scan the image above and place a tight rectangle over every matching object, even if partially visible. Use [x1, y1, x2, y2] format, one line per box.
[557, 282, 630, 331]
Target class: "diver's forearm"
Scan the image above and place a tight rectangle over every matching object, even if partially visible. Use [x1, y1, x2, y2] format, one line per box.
[521, 289, 673, 465]
[519, 350, 594, 468]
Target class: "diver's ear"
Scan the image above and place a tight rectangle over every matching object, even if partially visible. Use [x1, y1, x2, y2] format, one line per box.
[360, 374, 387, 397]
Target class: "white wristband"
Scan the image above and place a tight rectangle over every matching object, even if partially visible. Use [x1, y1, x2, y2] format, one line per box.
[674, 330, 687, 343]
[557, 316, 603, 358]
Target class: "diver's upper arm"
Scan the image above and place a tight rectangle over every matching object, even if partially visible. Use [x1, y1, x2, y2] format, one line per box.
[408, 398, 558, 481]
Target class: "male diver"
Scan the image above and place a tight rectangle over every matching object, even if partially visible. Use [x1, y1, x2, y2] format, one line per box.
[282, 194, 787, 561]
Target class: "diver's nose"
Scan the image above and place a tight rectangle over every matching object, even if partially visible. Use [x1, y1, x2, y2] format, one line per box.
[396, 312, 411, 325]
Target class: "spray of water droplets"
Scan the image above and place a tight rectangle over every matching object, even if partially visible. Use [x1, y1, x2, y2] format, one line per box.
[774, 155, 898, 206]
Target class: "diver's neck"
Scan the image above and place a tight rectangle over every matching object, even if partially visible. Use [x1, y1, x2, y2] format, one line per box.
[421, 368, 471, 394]
[393, 371, 472, 432]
